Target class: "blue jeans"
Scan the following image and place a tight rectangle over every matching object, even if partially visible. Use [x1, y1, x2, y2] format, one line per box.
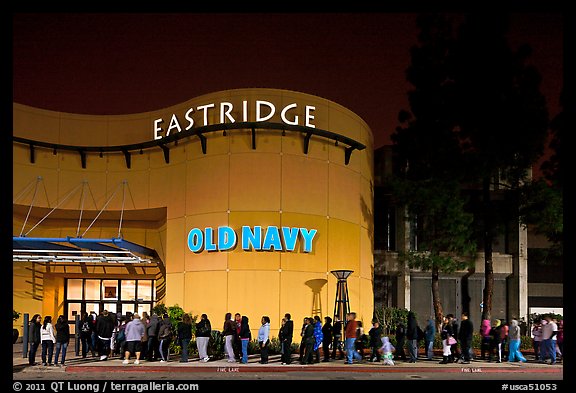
[345, 338, 362, 363]
[408, 339, 418, 361]
[241, 339, 249, 363]
[541, 339, 556, 363]
[508, 339, 526, 362]
[29, 341, 40, 365]
[425, 339, 434, 359]
[41, 341, 54, 365]
[180, 338, 190, 362]
[54, 342, 68, 364]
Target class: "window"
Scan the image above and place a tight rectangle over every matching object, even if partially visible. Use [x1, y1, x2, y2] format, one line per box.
[121, 280, 136, 301]
[85, 280, 101, 300]
[67, 279, 83, 300]
[137, 280, 153, 301]
[102, 280, 118, 300]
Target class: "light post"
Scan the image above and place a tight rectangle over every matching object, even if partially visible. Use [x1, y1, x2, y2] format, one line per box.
[331, 270, 353, 333]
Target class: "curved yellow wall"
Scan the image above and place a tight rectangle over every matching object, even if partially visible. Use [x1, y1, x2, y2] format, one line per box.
[13, 88, 374, 339]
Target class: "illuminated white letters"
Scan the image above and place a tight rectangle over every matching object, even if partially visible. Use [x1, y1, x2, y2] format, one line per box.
[154, 100, 317, 139]
[187, 226, 317, 253]
[255, 100, 275, 122]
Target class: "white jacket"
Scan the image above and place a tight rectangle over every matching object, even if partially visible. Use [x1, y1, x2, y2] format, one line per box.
[40, 323, 56, 343]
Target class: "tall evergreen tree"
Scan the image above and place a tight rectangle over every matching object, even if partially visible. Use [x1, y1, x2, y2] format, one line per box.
[392, 14, 476, 330]
[451, 14, 549, 321]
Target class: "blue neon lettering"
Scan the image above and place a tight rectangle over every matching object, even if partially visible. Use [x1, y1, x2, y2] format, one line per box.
[218, 226, 237, 251]
[187, 228, 204, 253]
[242, 226, 262, 251]
[205, 227, 217, 251]
[262, 226, 282, 251]
[282, 227, 299, 251]
[299, 228, 317, 253]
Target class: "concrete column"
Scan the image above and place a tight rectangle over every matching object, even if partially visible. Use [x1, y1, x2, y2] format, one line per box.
[395, 207, 411, 309]
[508, 222, 529, 322]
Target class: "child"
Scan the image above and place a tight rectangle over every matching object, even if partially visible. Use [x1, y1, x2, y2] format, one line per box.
[380, 336, 395, 365]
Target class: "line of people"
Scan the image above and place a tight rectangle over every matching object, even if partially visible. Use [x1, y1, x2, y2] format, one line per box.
[27, 309, 562, 367]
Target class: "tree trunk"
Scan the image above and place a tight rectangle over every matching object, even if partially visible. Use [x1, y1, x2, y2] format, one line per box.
[432, 265, 444, 332]
[482, 176, 494, 321]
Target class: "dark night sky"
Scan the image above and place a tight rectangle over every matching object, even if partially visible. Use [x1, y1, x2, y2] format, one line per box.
[12, 13, 563, 149]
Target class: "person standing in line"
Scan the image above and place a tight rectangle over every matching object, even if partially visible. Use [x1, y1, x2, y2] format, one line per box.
[146, 313, 160, 362]
[321, 316, 333, 362]
[406, 311, 419, 363]
[177, 313, 192, 363]
[301, 317, 315, 365]
[424, 317, 436, 360]
[28, 314, 42, 366]
[53, 315, 70, 366]
[140, 312, 150, 360]
[394, 321, 407, 361]
[298, 317, 307, 363]
[158, 313, 173, 363]
[258, 316, 271, 364]
[447, 314, 460, 362]
[368, 320, 382, 362]
[40, 315, 56, 366]
[556, 320, 563, 361]
[89, 311, 98, 356]
[344, 312, 363, 364]
[355, 320, 366, 359]
[233, 313, 242, 362]
[222, 312, 237, 363]
[489, 319, 503, 363]
[195, 314, 211, 362]
[331, 316, 344, 360]
[507, 319, 527, 363]
[540, 315, 557, 365]
[239, 315, 251, 364]
[531, 321, 543, 361]
[122, 313, 145, 365]
[280, 313, 294, 365]
[500, 319, 509, 361]
[312, 315, 323, 363]
[458, 312, 473, 364]
[96, 310, 114, 361]
[480, 319, 492, 360]
[116, 316, 128, 359]
[439, 315, 454, 364]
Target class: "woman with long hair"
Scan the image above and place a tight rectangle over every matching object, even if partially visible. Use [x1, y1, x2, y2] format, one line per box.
[54, 315, 70, 366]
[40, 315, 56, 366]
[28, 314, 42, 365]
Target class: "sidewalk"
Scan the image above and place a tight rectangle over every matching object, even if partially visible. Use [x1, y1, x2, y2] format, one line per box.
[13, 341, 563, 376]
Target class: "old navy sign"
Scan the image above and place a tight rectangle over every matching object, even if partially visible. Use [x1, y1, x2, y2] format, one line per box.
[187, 226, 317, 253]
[154, 100, 316, 140]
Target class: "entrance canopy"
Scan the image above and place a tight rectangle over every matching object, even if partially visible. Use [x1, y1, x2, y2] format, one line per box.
[13, 236, 160, 264]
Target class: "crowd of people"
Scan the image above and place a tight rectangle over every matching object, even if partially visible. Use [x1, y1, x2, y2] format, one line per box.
[26, 309, 563, 367]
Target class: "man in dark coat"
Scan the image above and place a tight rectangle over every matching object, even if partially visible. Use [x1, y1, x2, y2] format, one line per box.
[406, 311, 419, 363]
[394, 322, 407, 361]
[321, 316, 333, 362]
[331, 317, 344, 359]
[281, 313, 294, 365]
[301, 317, 315, 365]
[146, 313, 160, 361]
[458, 312, 474, 364]
[96, 310, 115, 360]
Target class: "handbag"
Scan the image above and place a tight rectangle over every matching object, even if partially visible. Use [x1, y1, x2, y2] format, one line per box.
[448, 336, 457, 345]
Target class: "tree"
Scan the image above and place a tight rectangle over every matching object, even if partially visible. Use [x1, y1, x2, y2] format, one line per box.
[451, 14, 549, 321]
[392, 14, 476, 331]
[520, 93, 563, 255]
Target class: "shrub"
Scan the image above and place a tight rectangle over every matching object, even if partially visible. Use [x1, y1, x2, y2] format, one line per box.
[373, 307, 411, 336]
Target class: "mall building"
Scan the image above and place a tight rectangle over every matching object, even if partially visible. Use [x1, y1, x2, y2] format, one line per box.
[12, 88, 374, 338]
[13, 88, 560, 340]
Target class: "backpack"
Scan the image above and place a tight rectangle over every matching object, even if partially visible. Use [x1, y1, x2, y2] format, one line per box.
[81, 321, 91, 333]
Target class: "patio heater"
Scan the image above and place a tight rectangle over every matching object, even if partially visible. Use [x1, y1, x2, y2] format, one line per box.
[331, 269, 353, 331]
